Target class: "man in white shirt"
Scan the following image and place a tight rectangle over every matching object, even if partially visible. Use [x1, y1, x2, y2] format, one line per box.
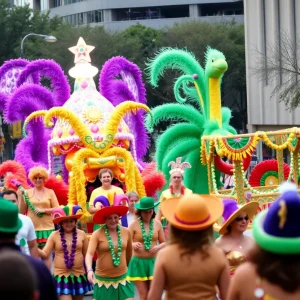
[2, 190, 39, 258]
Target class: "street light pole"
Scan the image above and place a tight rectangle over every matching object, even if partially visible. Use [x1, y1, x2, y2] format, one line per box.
[20, 33, 57, 58]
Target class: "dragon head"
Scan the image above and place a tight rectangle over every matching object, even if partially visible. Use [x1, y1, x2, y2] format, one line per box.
[205, 47, 228, 78]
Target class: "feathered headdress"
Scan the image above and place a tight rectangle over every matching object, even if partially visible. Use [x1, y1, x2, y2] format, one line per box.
[168, 157, 191, 175]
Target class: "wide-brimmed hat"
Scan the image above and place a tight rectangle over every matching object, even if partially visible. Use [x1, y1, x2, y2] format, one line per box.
[161, 194, 223, 231]
[218, 198, 259, 235]
[52, 205, 83, 225]
[253, 182, 300, 254]
[135, 197, 159, 211]
[93, 205, 128, 224]
[0, 199, 22, 233]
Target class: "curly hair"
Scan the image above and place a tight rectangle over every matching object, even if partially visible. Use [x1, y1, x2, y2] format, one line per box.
[28, 166, 48, 183]
[250, 245, 300, 293]
[169, 225, 214, 260]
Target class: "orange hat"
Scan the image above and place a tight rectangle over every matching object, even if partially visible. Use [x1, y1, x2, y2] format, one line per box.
[161, 193, 223, 231]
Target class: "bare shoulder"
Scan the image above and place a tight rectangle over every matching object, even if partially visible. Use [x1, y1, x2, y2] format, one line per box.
[215, 235, 225, 247]
[77, 229, 87, 236]
[154, 219, 162, 228]
[234, 262, 256, 279]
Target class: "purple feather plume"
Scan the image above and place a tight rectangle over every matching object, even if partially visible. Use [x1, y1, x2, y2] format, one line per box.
[0, 59, 39, 99]
[99, 56, 149, 159]
[5, 85, 55, 123]
[16, 59, 70, 107]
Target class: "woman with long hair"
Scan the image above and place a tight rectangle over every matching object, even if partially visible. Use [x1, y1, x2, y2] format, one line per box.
[85, 205, 134, 300]
[19, 166, 59, 267]
[228, 183, 300, 299]
[215, 199, 259, 276]
[148, 194, 230, 300]
[127, 197, 165, 300]
[39, 205, 91, 300]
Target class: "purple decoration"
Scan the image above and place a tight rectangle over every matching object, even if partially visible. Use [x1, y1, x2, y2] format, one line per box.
[5, 85, 55, 123]
[94, 196, 110, 208]
[72, 205, 83, 215]
[0, 92, 8, 111]
[16, 59, 70, 107]
[222, 198, 239, 222]
[99, 56, 149, 159]
[0, 59, 39, 95]
[263, 191, 300, 238]
[60, 227, 77, 269]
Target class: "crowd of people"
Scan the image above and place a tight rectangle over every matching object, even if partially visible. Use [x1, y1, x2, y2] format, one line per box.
[0, 164, 300, 300]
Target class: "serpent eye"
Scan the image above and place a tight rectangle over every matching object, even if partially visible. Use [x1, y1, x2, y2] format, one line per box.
[211, 58, 215, 62]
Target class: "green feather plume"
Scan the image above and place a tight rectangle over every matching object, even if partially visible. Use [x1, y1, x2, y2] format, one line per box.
[145, 103, 203, 132]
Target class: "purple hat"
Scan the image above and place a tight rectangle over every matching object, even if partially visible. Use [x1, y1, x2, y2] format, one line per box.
[219, 198, 259, 235]
[253, 182, 300, 254]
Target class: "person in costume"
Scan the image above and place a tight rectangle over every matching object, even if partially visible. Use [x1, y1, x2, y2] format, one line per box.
[148, 194, 230, 300]
[215, 199, 259, 276]
[19, 166, 59, 268]
[2, 189, 39, 258]
[228, 182, 300, 299]
[127, 191, 139, 226]
[38, 205, 91, 299]
[88, 168, 124, 215]
[85, 205, 134, 300]
[156, 157, 192, 224]
[127, 197, 165, 300]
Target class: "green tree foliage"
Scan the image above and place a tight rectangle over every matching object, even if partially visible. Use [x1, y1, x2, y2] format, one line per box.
[0, 5, 246, 129]
[0, 0, 63, 63]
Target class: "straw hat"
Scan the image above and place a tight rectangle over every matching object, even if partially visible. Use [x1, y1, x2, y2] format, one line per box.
[52, 205, 83, 225]
[253, 182, 300, 254]
[93, 205, 128, 224]
[218, 199, 259, 235]
[161, 193, 223, 231]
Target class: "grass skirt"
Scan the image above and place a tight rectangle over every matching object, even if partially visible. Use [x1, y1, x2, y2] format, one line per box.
[36, 229, 54, 248]
[54, 274, 92, 295]
[127, 256, 155, 281]
[94, 273, 134, 300]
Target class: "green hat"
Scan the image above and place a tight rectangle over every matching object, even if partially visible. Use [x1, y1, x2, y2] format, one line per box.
[134, 197, 159, 211]
[0, 199, 22, 233]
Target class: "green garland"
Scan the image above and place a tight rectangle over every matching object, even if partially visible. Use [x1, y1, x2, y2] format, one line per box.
[138, 217, 154, 251]
[103, 224, 122, 267]
[18, 186, 44, 218]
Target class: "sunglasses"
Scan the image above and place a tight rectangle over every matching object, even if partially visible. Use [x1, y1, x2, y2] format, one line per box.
[34, 177, 44, 180]
[235, 216, 249, 222]
[172, 176, 182, 179]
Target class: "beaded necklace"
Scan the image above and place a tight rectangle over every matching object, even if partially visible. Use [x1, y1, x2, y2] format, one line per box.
[60, 227, 77, 269]
[170, 185, 185, 197]
[103, 224, 122, 267]
[138, 217, 154, 251]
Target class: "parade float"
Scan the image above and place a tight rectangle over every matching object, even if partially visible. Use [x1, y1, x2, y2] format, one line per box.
[0, 36, 298, 229]
[145, 47, 300, 218]
[0, 37, 165, 224]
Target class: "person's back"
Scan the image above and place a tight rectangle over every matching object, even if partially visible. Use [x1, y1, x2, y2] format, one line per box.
[229, 262, 300, 300]
[160, 244, 227, 300]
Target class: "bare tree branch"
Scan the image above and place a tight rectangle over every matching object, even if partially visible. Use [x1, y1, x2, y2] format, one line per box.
[250, 30, 300, 110]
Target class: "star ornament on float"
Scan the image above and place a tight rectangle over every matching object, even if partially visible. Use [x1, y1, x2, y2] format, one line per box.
[68, 37, 95, 64]
[68, 37, 99, 79]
